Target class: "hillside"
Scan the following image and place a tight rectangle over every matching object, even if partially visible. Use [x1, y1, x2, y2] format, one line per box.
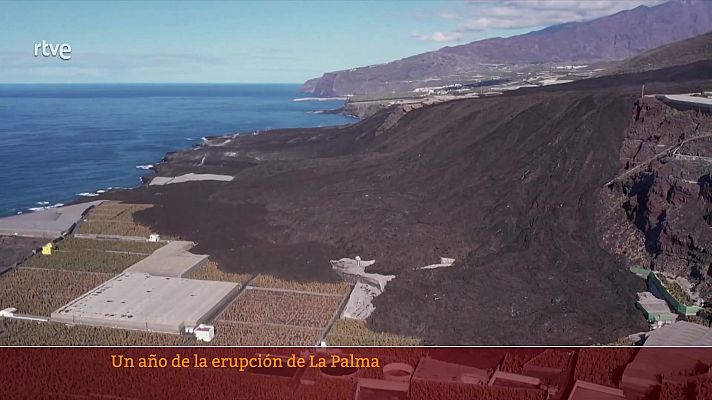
[302, 0, 712, 97]
[606, 32, 712, 75]
[101, 58, 712, 344]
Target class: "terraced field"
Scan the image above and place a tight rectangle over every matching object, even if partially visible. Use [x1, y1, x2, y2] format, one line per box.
[251, 274, 351, 296]
[205, 321, 321, 346]
[325, 318, 422, 346]
[21, 237, 162, 274]
[205, 285, 349, 346]
[0, 268, 112, 316]
[220, 288, 343, 329]
[0, 318, 186, 346]
[76, 202, 154, 237]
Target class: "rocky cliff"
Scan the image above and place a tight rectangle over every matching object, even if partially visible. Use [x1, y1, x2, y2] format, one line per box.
[604, 98, 712, 296]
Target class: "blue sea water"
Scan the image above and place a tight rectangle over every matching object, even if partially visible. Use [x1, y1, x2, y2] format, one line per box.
[0, 84, 353, 217]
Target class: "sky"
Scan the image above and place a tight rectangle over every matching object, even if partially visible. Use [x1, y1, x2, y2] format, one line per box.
[0, 0, 666, 84]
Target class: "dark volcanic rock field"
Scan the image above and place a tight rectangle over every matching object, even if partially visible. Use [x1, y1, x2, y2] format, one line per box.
[102, 62, 712, 345]
[0, 236, 44, 275]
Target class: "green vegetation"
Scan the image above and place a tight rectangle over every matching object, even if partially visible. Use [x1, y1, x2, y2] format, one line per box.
[661, 276, 694, 305]
[0, 318, 186, 346]
[0, 268, 111, 316]
[21, 238, 163, 274]
[251, 274, 351, 296]
[204, 321, 320, 346]
[220, 289, 342, 329]
[77, 202, 154, 237]
[58, 237, 164, 253]
[325, 319, 422, 346]
[23, 251, 144, 274]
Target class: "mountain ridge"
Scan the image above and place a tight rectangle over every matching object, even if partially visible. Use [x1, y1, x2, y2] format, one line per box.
[606, 31, 712, 75]
[302, 0, 712, 96]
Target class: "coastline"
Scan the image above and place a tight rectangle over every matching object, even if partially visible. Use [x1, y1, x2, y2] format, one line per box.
[6, 62, 712, 344]
[0, 84, 355, 218]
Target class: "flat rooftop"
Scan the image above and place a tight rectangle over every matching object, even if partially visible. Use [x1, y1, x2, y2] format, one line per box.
[125, 240, 208, 277]
[149, 173, 234, 186]
[621, 343, 712, 397]
[644, 321, 712, 346]
[657, 94, 712, 111]
[636, 292, 674, 315]
[0, 201, 103, 238]
[51, 272, 239, 333]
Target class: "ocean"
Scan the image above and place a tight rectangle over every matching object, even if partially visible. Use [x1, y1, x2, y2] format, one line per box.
[0, 84, 353, 217]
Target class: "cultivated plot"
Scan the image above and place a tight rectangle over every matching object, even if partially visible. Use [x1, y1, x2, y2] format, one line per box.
[76, 202, 154, 237]
[22, 237, 161, 274]
[220, 289, 343, 329]
[206, 321, 321, 346]
[325, 318, 422, 346]
[0, 268, 112, 316]
[0, 318, 187, 346]
[250, 274, 351, 296]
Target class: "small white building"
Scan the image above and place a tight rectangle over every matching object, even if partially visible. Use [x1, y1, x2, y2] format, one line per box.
[148, 234, 161, 242]
[194, 324, 214, 342]
[0, 307, 17, 318]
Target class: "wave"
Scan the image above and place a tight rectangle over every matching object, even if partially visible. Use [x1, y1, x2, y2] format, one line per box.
[135, 164, 154, 170]
[28, 203, 64, 212]
[293, 97, 346, 102]
[77, 192, 100, 197]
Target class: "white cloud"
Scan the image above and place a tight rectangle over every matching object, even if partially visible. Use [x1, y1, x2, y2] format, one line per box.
[456, 0, 667, 32]
[411, 31, 464, 42]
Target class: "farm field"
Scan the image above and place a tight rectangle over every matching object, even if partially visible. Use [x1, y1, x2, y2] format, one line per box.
[219, 288, 343, 329]
[0, 318, 186, 346]
[325, 318, 422, 346]
[76, 202, 154, 237]
[58, 237, 164, 253]
[185, 260, 253, 284]
[0, 268, 112, 316]
[21, 240, 152, 274]
[410, 380, 547, 400]
[205, 320, 321, 346]
[251, 274, 351, 296]
[574, 347, 637, 387]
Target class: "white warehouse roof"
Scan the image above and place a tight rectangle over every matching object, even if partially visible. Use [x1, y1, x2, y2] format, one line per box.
[51, 272, 239, 333]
